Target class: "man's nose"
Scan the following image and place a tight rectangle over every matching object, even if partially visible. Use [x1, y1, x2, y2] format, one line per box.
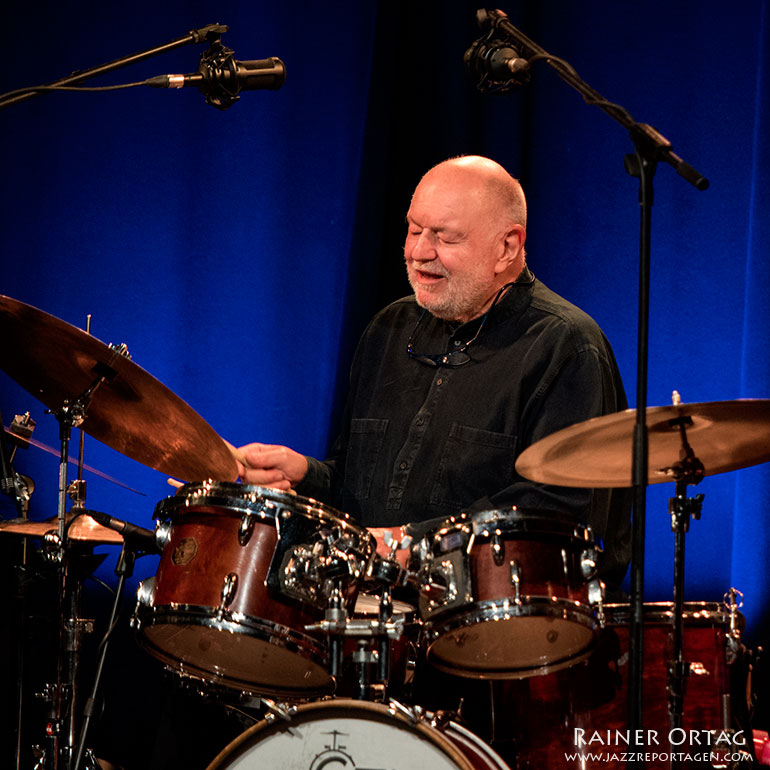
[410, 230, 436, 261]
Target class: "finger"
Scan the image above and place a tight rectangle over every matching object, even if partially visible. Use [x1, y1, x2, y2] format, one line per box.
[240, 467, 290, 486]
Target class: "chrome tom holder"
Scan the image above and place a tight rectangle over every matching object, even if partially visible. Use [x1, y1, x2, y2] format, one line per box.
[307, 533, 412, 701]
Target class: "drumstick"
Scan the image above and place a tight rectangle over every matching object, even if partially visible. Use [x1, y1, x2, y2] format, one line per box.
[223, 439, 249, 468]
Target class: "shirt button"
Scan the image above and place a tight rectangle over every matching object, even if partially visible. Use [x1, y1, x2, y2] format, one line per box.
[453, 339, 462, 346]
[436, 378, 443, 386]
[399, 461, 409, 470]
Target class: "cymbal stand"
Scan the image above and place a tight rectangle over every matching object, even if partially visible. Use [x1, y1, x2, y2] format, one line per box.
[666, 416, 704, 767]
[41, 366, 115, 770]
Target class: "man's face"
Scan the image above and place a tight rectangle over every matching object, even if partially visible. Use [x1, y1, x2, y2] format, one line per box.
[404, 169, 508, 323]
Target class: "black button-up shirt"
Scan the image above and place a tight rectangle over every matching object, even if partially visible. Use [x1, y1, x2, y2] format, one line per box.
[298, 268, 631, 587]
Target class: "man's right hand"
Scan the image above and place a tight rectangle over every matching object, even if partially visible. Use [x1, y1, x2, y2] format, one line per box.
[230, 442, 309, 491]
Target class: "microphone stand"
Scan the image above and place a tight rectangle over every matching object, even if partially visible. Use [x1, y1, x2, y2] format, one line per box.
[0, 23, 228, 110]
[71, 539, 148, 770]
[468, 9, 709, 767]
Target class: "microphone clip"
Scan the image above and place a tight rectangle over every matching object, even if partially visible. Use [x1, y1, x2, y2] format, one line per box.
[464, 10, 531, 95]
[198, 38, 242, 110]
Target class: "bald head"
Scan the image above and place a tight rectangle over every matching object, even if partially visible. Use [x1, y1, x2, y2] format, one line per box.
[404, 155, 528, 323]
[419, 156, 527, 230]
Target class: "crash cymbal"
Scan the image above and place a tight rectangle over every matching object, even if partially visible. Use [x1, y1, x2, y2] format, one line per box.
[0, 296, 237, 482]
[515, 399, 770, 488]
[0, 514, 124, 544]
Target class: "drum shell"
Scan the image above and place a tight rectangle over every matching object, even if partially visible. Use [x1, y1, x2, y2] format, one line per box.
[498, 601, 743, 770]
[152, 507, 321, 629]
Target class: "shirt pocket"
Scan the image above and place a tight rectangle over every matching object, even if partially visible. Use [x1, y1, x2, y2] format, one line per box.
[429, 423, 517, 509]
[344, 417, 389, 500]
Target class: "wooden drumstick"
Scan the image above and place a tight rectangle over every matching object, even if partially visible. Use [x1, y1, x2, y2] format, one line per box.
[223, 439, 249, 468]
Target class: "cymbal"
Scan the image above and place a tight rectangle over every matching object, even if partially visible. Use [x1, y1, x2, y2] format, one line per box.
[515, 399, 770, 488]
[0, 296, 238, 483]
[0, 514, 124, 544]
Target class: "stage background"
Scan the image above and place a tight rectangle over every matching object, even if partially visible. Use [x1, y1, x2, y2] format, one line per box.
[1, 0, 768, 764]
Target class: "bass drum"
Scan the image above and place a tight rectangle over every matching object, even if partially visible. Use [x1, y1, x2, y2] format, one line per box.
[205, 699, 510, 770]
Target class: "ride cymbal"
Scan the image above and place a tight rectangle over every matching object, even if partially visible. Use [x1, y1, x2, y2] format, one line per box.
[515, 399, 770, 487]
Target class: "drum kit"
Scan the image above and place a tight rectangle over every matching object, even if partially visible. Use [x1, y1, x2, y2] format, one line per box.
[1, 294, 768, 770]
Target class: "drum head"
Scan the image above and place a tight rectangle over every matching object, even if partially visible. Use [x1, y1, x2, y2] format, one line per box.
[426, 604, 596, 677]
[138, 616, 332, 697]
[206, 700, 494, 770]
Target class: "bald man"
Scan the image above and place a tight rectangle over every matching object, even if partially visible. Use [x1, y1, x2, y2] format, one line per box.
[238, 155, 630, 590]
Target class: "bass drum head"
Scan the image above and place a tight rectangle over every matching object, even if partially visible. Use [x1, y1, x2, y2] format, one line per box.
[206, 699, 509, 770]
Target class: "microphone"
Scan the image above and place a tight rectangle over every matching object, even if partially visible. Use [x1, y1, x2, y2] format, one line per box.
[87, 511, 162, 553]
[464, 38, 531, 94]
[146, 42, 285, 110]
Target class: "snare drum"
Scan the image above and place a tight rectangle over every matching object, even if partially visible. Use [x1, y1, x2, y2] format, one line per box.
[131, 482, 374, 699]
[411, 509, 603, 678]
[205, 699, 510, 770]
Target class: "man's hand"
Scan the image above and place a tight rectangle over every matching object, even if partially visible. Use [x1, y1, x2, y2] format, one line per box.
[230, 442, 308, 491]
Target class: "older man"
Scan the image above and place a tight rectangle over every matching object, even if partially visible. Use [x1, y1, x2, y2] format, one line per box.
[237, 155, 630, 589]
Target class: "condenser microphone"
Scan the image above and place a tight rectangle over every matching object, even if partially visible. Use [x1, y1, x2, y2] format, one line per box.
[464, 38, 531, 93]
[146, 57, 286, 92]
[146, 43, 285, 110]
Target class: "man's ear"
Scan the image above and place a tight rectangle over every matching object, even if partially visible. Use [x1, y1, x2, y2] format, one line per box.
[495, 224, 526, 274]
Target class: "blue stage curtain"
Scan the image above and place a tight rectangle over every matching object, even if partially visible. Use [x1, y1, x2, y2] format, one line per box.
[1, 0, 768, 733]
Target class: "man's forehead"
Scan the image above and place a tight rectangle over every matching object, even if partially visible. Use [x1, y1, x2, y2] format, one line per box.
[408, 181, 484, 226]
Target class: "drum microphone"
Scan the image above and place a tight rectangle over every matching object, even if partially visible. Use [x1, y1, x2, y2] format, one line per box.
[145, 42, 286, 110]
[88, 510, 162, 553]
[464, 37, 531, 93]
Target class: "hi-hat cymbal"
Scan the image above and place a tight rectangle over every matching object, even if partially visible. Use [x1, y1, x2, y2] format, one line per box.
[0, 514, 124, 544]
[515, 399, 770, 488]
[0, 296, 238, 482]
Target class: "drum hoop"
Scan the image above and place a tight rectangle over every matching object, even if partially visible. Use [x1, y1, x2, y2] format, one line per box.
[133, 604, 332, 696]
[604, 601, 731, 625]
[156, 481, 368, 536]
[423, 597, 598, 678]
[426, 509, 593, 545]
[204, 698, 477, 770]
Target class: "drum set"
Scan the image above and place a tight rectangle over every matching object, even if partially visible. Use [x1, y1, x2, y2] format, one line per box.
[1, 294, 767, 770]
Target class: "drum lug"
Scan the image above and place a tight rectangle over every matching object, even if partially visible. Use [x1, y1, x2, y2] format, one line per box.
[588, 579, 605, 624]
[491, 530, 504, 566]
[135, 576, 156, 607]
[155, 520, 172, 550]
[580, 548, 598, 579]
[217, 572, 239, 620]
[130, 577, 156, 631]
[238, 513, 256, 545]
[509, 559, 522, 604]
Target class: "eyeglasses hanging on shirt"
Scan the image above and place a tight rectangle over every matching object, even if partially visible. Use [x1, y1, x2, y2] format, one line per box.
[406, 282, 515, 368]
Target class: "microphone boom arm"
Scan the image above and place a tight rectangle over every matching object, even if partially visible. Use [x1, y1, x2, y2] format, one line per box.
[475, 9, 708, 190]
[0, 23, 228, 110]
